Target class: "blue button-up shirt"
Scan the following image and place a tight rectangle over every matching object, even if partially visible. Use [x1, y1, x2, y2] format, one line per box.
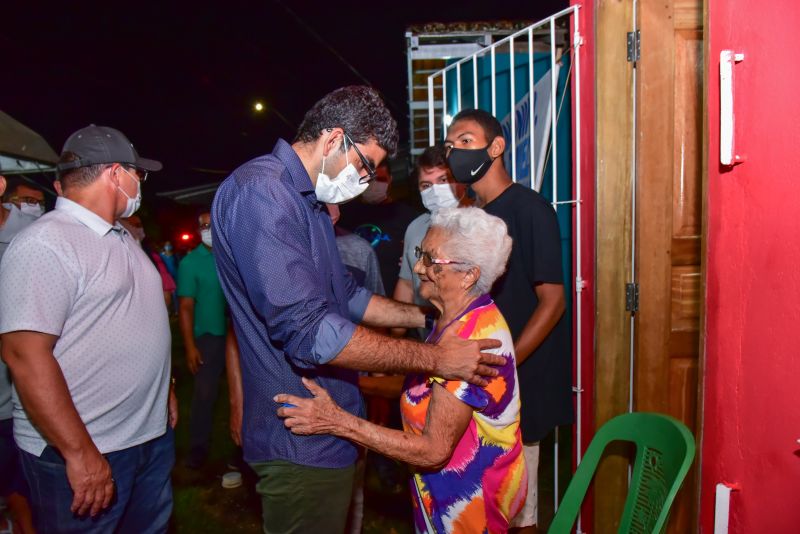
[212, 139, 372, 467]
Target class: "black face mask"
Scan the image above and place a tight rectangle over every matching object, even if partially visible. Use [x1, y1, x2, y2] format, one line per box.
[446, 145, 494, 184]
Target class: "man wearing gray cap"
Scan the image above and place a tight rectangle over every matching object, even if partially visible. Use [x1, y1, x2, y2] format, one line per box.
[0, 125, 177, 533]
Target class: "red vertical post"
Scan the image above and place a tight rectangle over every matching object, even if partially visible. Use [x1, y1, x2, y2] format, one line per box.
[570, 1, 596, 531]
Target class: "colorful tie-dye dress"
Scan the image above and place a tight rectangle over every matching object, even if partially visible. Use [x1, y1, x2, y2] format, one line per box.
[401, 294, 527, 533]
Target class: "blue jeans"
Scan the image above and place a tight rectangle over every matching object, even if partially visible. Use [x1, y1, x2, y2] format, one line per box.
[19, 428, 175, 534]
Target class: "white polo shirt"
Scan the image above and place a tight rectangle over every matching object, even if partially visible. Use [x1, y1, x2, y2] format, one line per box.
[0, 197, 171, 455]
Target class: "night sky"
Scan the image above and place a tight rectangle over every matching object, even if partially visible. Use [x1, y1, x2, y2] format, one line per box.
[4, 0, 565, 194]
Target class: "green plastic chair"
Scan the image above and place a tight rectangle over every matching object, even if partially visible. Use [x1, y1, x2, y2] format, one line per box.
[548, 412, 695, 534]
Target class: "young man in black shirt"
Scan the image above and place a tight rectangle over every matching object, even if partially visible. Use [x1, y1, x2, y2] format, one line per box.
[444, 108, 573, 533]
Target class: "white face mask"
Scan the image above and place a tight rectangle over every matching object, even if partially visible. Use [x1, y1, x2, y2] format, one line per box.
[19, 202, 44, 218]
[314, 136, 369, 204]
[201, 228, 213, 248]
[117, 167, 142, 218]
[420, 183, 460, 213]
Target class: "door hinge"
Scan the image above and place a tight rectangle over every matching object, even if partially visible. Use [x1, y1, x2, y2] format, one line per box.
[627, 30, 640, 62]
[625, 283, 639, 313]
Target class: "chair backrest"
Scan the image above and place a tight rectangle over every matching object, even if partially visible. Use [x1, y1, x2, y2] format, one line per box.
[548, 412, 695, 534]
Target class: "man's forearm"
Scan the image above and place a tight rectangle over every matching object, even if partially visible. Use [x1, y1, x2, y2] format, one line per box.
[329, 326, 436, 375]
[3, 332, 113, 516]
[361, 294, 425, 329]
[3, 342, 95, 458]
[514, 285, 566, 365]
[178, 302, 196, 350]
[324, 311, 505, 387]
[225, 329, 243, 409]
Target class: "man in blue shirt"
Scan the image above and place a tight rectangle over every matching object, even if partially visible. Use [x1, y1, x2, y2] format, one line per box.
[212, 86, 503, 533]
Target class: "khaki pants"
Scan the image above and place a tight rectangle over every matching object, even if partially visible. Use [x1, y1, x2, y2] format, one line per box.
[510, 442, 540, 528]
[249, 460, 355, 534]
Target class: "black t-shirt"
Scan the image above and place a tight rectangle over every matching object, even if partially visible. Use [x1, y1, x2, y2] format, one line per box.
[484, 183, 574, 442]
[340, 199, 420, 294]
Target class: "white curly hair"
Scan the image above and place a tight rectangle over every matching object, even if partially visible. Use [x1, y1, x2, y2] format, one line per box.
[429, 207, 513, 296]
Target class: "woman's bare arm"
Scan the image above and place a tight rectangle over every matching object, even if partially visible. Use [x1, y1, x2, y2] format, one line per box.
[277, 378, 473, 470]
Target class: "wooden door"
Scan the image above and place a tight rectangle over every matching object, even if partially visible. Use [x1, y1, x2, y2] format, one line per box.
[636, 0, 703, 532]
[594, 0, 636, 530]
[595, 0, 704, 532]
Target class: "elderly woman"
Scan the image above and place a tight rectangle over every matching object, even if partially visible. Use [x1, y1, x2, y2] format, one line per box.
[276, 207, 526, 533]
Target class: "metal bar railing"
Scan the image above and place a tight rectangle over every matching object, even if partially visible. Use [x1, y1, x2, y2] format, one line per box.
[456, 63, 462, 114]
[550, 17, 559, 210]
[442, 69, 448, 142]
[428, 5, 580, 77]
[473, 56, 479, 108]
[427, 76, 435, 146]
[510, 36, 517, 182]
[572, 6, 584, 532]
[490, 46, 497, 116]
[528, 27, 536, 191]
[425, 6, 584, 529]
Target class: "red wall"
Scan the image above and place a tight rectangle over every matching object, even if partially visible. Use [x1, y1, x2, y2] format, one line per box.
[701, 1, 800, 531]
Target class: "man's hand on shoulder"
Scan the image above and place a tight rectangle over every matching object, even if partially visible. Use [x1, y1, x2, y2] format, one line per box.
[435, 327, 503, 387]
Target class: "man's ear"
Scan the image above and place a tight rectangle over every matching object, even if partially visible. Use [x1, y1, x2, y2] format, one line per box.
[489, 135, 506, 159]
[321, 128, 345, 158]
[107, 164, 122, 187]
[53, 180, 63, 196]
[0, 176, 6, 197]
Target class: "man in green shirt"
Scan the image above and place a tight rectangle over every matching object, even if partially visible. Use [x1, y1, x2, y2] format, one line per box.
[178, 211, 228, 469]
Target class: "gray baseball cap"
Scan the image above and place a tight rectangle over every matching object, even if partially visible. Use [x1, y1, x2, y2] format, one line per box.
[57, 124, 162, 173]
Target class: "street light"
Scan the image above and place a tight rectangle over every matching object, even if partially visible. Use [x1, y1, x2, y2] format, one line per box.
[251, 100, 296, 130]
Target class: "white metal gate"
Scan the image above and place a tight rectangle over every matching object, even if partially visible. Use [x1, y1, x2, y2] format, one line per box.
[425, 5, 585, 529]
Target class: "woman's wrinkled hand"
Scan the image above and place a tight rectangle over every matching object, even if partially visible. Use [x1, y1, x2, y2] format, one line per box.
[275, 377, 344, 435]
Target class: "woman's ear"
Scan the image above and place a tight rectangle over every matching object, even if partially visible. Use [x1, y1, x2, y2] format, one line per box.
[462, 266, 481, 291]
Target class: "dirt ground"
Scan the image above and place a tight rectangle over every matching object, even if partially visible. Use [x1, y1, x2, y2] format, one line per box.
[168, 319, 568, 532]
[169, 319, 413, 533]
